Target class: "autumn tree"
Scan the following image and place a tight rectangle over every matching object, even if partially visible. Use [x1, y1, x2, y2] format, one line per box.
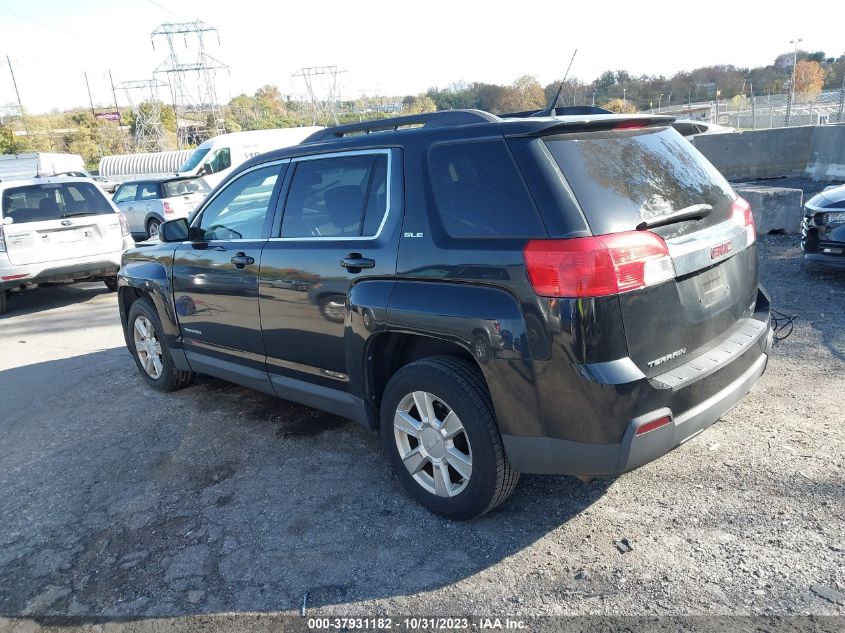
[404, 94, 437, 114]
[793, 60, 825, 95]
[603, 98, 638, 114]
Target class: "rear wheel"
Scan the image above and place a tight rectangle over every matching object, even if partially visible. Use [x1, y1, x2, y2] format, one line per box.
[146, 218, 162, 240]
[103, 277, 118, 292]
[380, 356, 519, 519]
[319, 295, 345, 323]
[0, 290, 7, 316]
[127, 298, 194, 392]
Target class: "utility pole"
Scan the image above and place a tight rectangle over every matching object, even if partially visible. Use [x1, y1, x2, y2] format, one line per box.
[787, 37, 802, 126]
[6, 55, 29, 135]
[84, 72, 97, 118]
[592, 90, 596, 107]
[109, 70, 122, 126]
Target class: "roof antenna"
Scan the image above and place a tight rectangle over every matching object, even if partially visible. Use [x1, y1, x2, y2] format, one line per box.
[533, 48, 578, 117]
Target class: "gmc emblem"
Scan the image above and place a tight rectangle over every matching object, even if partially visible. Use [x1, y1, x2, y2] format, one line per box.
[710, 241, 732, 259]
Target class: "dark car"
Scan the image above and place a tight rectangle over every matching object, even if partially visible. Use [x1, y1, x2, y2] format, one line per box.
[117, 109, 773, 519]
[801, 184, 845, 269]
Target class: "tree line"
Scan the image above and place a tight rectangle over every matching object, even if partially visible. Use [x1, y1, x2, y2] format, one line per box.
[2, 48, 843, 169]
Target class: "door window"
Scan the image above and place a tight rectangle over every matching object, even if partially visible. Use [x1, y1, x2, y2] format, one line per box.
[113, 184, 138, 204]
[204, 148, 232, 174]
[195, 165, 281, 240]
[137, 182, 160, 200]
[281, 153, 388, 238]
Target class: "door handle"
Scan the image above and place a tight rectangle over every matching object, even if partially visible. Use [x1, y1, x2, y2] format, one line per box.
[230, 252, 255, 268]
[340, 254, 375, 271]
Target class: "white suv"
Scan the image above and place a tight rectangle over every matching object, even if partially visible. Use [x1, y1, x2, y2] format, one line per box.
[0, 177, 134, 315]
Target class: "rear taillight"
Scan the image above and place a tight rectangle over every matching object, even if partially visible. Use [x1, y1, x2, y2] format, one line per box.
[118, 212, 130, 236]
[163, 201, 174, 215]
[523, 231, 676, 298]
[732, 196, 755, 245]
[0, 226, 5, 252]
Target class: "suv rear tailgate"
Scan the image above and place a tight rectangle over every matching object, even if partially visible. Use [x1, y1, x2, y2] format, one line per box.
[543, 126, 762, 378]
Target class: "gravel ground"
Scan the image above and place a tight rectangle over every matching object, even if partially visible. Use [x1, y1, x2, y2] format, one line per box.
[0, 236, 843, 631]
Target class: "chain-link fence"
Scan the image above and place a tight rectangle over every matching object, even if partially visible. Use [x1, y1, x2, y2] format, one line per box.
[715, 89, 845, 129]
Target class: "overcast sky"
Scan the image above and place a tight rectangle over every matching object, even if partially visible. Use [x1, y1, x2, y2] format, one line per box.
[1, 0, 843, 114]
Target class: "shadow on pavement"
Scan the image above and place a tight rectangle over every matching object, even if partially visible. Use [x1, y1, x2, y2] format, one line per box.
[0, 350, 611, 621]
[1, 282, 114, 321]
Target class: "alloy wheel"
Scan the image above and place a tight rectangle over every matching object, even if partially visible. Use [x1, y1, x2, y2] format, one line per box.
[133, 315, 163, 379]
[393, 391, 473, 497]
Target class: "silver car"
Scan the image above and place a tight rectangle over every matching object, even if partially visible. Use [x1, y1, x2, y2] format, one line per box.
[113, 176, 210, 239]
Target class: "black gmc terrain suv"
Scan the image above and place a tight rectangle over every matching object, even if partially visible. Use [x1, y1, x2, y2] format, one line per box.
[118, 108, 773, 519]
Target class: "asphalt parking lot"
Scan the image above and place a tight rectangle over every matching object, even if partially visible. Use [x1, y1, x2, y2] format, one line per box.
[0, 236, 844, 629]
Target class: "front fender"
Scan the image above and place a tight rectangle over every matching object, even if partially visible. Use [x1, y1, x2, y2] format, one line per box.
[118, 256, 186, 368]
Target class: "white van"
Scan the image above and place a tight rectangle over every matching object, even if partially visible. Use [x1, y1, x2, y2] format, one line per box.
[0, 153, 85, 181]
[176, 127, 323, 188]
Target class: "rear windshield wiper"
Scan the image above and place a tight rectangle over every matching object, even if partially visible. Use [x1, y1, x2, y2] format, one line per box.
[636, 204, 713, 231]
[62, 211, 101, 218]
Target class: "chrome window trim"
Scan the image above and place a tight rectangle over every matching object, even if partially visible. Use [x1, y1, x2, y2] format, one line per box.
[268, 148, 392, 242]
[189, 159, 291, 230]
[665, 220, 750, 277]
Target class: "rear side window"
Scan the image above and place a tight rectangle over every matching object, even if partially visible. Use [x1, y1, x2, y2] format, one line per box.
[2, 182, 112, 224]
[137, 182, 159, 200]
[428, 140, 546, 238]
[544, 127, 735, 237]
[163, 178, 210, 198]
[281, 153, 388, 238]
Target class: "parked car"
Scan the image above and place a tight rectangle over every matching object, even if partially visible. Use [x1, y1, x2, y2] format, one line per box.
[176, 127, 324, 189]
[0, 152, 85, 181]
[117, 109, 773, 519]
[0, 177, 134, 315]
[801, 183, 845, 269]
[112, 176, 210, 240]
[672, 119, 735, 137]
[55, 170, 119, 194]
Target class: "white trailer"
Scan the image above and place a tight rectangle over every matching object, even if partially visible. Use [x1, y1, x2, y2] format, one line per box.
[176, 127, 323, 188]
[0, 153, 85, 181]
[98, 150, 193, 183]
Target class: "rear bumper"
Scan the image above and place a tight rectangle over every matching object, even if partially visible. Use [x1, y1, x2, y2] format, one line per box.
[503, 336, 771, 475]
[0, 254, 122, 291]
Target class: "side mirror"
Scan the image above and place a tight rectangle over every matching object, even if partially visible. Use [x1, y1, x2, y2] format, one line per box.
[159, 218, 190, 242]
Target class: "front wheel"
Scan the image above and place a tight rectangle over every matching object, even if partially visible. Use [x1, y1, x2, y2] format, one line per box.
[380, 356, 519, 519]
[127, 298, 194, 392]
[0, 290, 7, 315]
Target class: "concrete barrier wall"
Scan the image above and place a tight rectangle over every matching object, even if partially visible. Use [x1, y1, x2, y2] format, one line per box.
[690, 124, 845, 181]
[807, 125, 845, 181]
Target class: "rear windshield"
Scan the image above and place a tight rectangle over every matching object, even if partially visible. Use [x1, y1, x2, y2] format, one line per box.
[1, 182, 113, 224]
[162, 178, 210, 198]
[544, 127, 735, 237]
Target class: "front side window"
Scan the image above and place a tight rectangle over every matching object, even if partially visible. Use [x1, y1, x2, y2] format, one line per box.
[429, 140, 546, 238]
[205, 148, 232, 174]
[2, 182, 112, 223]
[195, 165, 281, 240]
[113, 184, 138, 204]
[281, 153, 388, 238]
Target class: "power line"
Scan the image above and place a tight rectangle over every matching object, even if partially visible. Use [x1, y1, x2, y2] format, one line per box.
[0, 7, 84, 39]
[145, 0, 186, 21]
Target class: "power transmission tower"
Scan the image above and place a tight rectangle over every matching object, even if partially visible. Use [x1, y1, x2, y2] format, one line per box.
[292, 66, 345, 125]
[152, 21, 228, 146]
[118, 79, 168, 152]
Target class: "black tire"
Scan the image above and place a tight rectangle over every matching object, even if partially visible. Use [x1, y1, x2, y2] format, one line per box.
[146, 218, 162, 240]
[127, 298, 194, 392]
[0, 290, 7, 316]
[380, 355, 519, 520]
[103, 277, 118, 292]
